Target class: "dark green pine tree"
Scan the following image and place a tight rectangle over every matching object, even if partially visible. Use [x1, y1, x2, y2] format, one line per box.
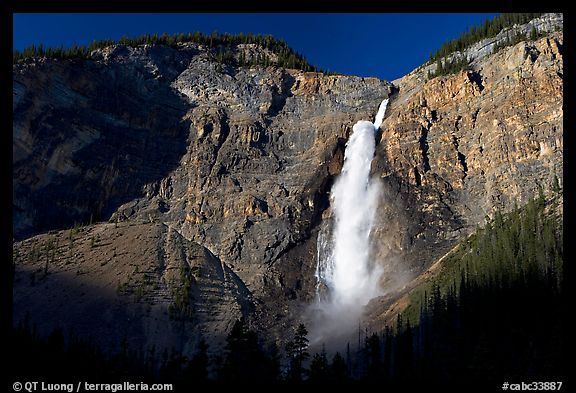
[551, 175, 561, 194]
[330, 352, 349, 382]
[218, 317, 269, 383]
[396, 319, 414, 381]
[238, 50, 246, 67]
[285, 323, 310, 382]
[308, 345, 329, 383]
[382, 326, 393, 380]
[365, 332, 382, 381]
[436, 58, 444, 76]
[530, 26, 539, 41]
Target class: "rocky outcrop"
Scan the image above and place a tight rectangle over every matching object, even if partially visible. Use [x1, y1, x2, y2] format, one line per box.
[12, 18, 562, 356]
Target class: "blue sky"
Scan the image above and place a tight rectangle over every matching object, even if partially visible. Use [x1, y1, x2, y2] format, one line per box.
[13, 13, 499, 81]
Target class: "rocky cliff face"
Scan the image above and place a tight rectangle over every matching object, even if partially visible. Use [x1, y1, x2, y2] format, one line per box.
[13, 18, 562, 356]
[364, 29, 563, 329]
[13, 42, 392, 352]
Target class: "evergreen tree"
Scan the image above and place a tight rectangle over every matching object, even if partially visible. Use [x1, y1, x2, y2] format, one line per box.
[364, 333, 382, 381]
[285, 323, 310, 381]
[551, 175, 561, 193]
[382, 326, 393, 381]
[308, 346, 329, 383]
[330, 352, 349, 381]
[396, 320, 414, 380]
[218, 318, 270, 383]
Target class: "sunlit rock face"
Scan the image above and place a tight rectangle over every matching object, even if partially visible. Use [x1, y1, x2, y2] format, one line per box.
[365, 31, 563, 330]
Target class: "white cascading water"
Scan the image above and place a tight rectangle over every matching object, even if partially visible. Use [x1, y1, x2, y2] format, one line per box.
[311, 99, 388, 344]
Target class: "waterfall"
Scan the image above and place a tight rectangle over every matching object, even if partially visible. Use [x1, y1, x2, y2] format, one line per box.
[311, 99, 388, 343]
[374, 98, 389, 130]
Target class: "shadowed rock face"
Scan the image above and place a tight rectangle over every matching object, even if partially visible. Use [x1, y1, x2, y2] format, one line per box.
[13, 47, 194, 240]
[12, 222, 252, 354]
[12, 20, 563, 356]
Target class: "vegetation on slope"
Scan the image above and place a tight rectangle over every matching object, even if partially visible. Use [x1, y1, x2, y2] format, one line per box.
[402, 190, 562, 325]
[491, 26, 548, 54]
[427, 54, 471, 79]
[427, 13, 548, 78]
[378, 191, 564, 383]
[12, 31, 327, 73]
[429, 13, 544, 64]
